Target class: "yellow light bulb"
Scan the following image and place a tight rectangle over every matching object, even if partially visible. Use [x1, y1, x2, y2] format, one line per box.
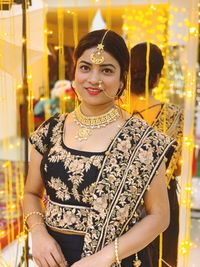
[9, 144, 14, 149]
[189, 26, 198, 35]
[0, 230, 6, 238]
[185, 187, 192, 192]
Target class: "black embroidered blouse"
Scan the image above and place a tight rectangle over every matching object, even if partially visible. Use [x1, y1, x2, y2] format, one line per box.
[29, 113, 104, 233]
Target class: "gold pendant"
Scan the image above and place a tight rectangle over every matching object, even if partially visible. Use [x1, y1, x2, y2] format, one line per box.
[133, 254, 141, 267]
[76, 127, 91, 141]
[133, 259, 141, 267]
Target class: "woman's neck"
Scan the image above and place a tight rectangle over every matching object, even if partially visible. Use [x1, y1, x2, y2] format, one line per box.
[79, 101, 116, 117]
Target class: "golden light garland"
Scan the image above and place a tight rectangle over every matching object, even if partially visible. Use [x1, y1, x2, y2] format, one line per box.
[105, 0, 111, 29]
[122, 4, 169, 112]
[27, 72, 34, 134]
[122, 2, 198, 267]
[57, 0, 66, 114]
[0, 2, 25, 265]
[0, 1, 35, 265]
[57, 0, 65, 81]
[72, 1, 79, 108]
[42, 0, 50, 121]
[73, 0, 78, 49]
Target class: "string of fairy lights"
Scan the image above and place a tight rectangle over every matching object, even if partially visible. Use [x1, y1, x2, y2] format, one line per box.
[0, 3, 25, 266]
[0, 0, 199, 266]
[123, 3, 198, 267]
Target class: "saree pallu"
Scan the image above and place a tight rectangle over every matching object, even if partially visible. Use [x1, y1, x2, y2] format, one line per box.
[80, 116, 176, 266]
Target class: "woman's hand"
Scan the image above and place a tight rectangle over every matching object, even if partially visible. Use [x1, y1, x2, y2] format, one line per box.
[71, 249, 114, 267]
[31, 226, 67, 267]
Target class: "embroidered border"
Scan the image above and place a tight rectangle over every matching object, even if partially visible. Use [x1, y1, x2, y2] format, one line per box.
[82, 116, 176, 256]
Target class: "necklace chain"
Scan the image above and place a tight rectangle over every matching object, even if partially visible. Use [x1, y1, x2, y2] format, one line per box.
[74, 106, 120, 141]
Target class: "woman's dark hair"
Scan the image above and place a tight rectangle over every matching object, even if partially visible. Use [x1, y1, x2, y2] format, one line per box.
[130, 42, 164, 95]
[74, 29, 129, 96]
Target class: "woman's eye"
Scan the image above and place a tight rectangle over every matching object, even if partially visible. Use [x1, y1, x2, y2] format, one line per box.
[80, 65, 90, 71]
[102, 68, 113, 74]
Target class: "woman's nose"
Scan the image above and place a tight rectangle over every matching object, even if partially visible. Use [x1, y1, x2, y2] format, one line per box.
[87, 70, 100, 85]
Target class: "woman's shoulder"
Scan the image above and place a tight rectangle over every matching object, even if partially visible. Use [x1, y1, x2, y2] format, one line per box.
[32, 112, 67, 139]
[130, 113, 151, 128]
[130, 114, 175, 141]
[48, 112, 66, 122]
[29, 113, 67, 155]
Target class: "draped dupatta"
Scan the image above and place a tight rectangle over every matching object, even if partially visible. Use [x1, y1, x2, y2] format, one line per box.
[82, 116, 176, 259]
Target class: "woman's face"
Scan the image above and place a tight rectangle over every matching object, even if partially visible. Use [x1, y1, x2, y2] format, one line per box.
[74, 47, 121, 106]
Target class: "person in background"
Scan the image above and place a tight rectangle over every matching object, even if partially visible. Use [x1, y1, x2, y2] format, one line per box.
[130, 42, 184, 267]
[34, 80, 75, 127]
[23, 30, 176, 267]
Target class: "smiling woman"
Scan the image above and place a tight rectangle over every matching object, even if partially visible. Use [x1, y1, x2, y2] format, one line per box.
[23, 29, 177, 267]
[74, 46, 121, 106]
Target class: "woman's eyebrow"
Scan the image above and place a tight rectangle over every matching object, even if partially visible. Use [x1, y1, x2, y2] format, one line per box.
[79, 60, 92, 66]
[79, 60, 116, 69]
[100, 64, 116, 69]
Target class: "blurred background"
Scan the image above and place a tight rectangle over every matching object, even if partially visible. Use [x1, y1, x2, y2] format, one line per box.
[0, 0, 199, 266]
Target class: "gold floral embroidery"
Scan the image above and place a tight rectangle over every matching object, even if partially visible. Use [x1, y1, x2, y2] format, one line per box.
[48, 177, 71, 201]
[34, 114, 104, 204]
[81, 116, 176, 256]
[93, 195, 108, 219]
[117, 139, 131, 152]
[82, 183, 96, 204]
[116, 205, 130, 224]
[47, 152, 103, 203]
[45, 199, 89, 233]
[30, 113, 177, 259]
[138, 148, 154, 164]
[30, 122, 50, 154]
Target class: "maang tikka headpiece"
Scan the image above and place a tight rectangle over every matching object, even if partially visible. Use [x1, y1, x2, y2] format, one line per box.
[90, 30, 109, 64]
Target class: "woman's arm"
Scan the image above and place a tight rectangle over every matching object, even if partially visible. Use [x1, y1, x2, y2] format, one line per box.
[23, 147, 67, 267]
[71, 161, 169, 267]
[23, 147, 45, 216]
[114, 161, 169, 260]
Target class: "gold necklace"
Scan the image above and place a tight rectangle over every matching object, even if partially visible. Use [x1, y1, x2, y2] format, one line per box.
[74, 105, 120, 141]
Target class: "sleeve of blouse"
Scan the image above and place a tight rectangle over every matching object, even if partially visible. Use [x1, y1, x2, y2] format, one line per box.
[29, 114, 58, 155]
